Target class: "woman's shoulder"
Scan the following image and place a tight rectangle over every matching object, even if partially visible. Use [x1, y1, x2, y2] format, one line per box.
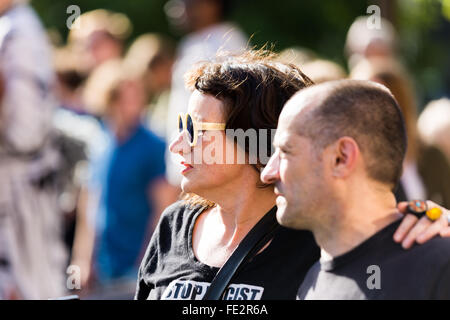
[158, 200, 207, 231]
[160, 200, 206, 217]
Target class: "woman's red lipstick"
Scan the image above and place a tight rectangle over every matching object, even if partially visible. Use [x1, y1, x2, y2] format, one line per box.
[181, 161, 193, 175]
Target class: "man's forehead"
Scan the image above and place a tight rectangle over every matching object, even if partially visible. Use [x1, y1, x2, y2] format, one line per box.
[278, 88, 321, 133]
[274, 127, 293, 145]
[285, 87, 322, 117]
[275, 110, 303, 145]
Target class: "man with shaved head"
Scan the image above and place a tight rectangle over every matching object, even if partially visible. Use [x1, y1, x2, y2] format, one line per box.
[261, 79, 450, 299]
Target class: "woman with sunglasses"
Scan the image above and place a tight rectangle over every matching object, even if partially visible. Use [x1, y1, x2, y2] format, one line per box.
[135, 50, 450, 300]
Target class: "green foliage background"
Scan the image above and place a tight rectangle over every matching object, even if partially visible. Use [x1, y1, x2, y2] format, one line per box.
[31, 0, 450, 109]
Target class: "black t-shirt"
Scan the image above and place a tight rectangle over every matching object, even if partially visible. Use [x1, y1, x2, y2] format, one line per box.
[297, 219, 450, 300]
[135, 201, 320, 300]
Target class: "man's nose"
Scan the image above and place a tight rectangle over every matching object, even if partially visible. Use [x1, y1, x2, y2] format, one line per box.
[169, 130, 191, 155]
[260, 152, 280, 184]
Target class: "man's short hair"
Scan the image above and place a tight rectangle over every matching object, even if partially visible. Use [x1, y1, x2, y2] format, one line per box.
[297, 80, 407, 189]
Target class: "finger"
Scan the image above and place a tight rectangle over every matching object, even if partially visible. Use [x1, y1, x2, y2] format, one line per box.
[401, 216, 432, 249]
[416, 216, 448, 244]
[440, 226, 450, 237]
[393, 214, 418, 242]
[425, 200, 448, 215]
[396, 202, 409, 215]
[425, 200, 442, 209]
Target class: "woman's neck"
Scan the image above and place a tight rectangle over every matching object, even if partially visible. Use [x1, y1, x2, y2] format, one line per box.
[211, 184, 277, 237]
[191, 174, 277, 267]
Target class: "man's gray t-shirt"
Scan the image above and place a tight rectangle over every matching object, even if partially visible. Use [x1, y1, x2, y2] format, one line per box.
[297, 219, 450, 300]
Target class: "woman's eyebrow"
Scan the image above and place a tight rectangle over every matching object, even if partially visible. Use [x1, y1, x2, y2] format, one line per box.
[191, 114, 203, 122]
[193, 111, 211, 122]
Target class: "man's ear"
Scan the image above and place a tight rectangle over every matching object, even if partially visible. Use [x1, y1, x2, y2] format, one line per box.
[329, 137, 359, 178]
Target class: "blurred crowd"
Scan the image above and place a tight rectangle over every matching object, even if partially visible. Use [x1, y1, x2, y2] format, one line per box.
[0, 0, 449, 299]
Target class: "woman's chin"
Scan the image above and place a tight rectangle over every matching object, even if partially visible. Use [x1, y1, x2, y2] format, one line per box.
[180, 181, 190, 193]
[180, 178, 197, 194]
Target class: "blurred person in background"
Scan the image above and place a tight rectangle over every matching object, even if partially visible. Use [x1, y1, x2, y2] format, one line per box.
[164, 0, 248, 187]
[52, 45, 105, 263]
[300, 59, 347, 84]
[345, 15, 398, 70]
[418, 98, 450, 165]
[123, 33, 176, 139]
[351, 57, 450, 207]
[52, 44, 107, 163]
[0, 0, 67, 299]
[277, 47, 346, 84]
[52, 46, 89, 115]
[277, 46, 317, 67]
[67, 9, 131, 74]
[71, 59, 174, 299]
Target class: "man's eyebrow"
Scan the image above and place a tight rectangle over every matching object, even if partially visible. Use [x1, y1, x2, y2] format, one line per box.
[273, 136, 293, 151]
[282, 142, 294, 151]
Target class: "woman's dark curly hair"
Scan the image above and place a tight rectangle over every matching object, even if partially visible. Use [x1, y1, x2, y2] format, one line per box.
[183, 49, 314, 207]
[185, 49, 314, 168]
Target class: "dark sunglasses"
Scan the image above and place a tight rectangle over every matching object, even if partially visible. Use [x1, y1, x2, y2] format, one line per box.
[178, 112, 226, 147]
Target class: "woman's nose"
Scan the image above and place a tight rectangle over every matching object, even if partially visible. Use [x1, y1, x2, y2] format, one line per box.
[169, 130, 191, 155]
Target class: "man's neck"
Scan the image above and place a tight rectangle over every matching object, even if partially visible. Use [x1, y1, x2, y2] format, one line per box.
[313, 184, 401, 258]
